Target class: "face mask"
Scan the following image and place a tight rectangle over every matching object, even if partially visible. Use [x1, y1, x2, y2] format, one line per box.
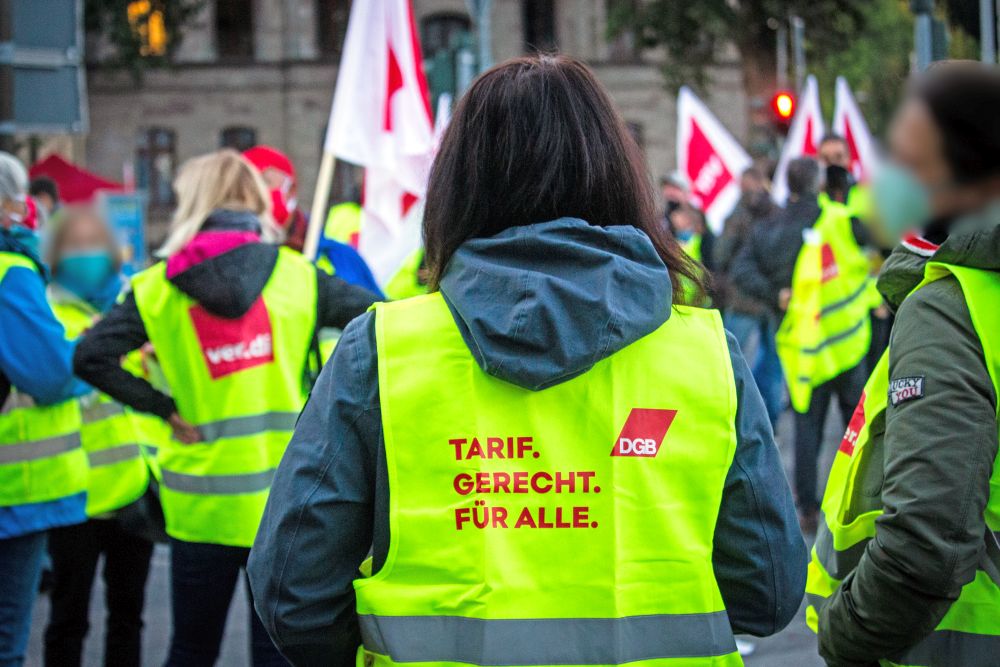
[873, 163, 933, 239]
[675, 228, 695, 243]
[7, 224, 40, 257]
[56, 251, 115, 303]
[270, 189, 291, 227]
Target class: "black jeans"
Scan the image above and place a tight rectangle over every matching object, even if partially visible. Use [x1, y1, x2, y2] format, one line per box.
[44, 518, 154, 667]
[794, 362, 868, 513]
[165, 538, 287, 667]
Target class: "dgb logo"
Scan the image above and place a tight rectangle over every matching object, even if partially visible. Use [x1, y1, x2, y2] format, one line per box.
[611, 408, 678, 458]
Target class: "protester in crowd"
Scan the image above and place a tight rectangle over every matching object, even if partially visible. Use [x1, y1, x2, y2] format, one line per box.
[0, 152, 89, 667]
[249, 54, 806, 666]
[43, 206, 166, 667]
[30, 177, 60, 219]
[730, 157, 868, 534]
[715, 166, 783, 427]
[662, 171, 715, 273]
[813, 61, 1000, 667]
[74, 149, 378, 666]
[244, 146, 384, 297]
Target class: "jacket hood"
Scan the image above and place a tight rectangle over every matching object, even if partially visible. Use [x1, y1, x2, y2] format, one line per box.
[879, 200, 1000, 309]
[439, 218, 673, 391]
[167, 210, 278, 319]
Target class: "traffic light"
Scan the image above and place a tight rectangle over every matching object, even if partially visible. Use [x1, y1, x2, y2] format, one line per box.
[770, 90, 796, 134]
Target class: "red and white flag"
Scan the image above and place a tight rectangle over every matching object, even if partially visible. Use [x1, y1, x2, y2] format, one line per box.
[771, 75, 825, 205]
[676, 87, 752, 235]
[324, 0, 434, 284]
[833, 77, 880, 184]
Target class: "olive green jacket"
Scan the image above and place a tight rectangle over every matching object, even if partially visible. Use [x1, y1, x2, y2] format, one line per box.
[818, 202, 1000, 667]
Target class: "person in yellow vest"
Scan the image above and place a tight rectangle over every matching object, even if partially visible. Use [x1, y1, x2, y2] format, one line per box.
[248, 54, 806, 666]
[42, 206, 169, 667]
[74, 150, 378, 666]
[0, 152, 89, 667]
[808, 62, 1000, 666]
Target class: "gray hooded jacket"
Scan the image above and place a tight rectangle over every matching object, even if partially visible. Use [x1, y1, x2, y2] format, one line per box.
[248, 218, 807, 666]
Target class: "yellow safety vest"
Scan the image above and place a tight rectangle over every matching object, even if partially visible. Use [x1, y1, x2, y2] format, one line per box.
[806, 262, 1000, 666]
[324, 201, 362, 246]
[49, 291, 169, 517]
[0, 252, 88, 510]
[679, 234, 710, 307]
[384, 248, 428, 301]
[131, 247, 316, 547]
[778, 201, 874, 413]
[356, 293, 742, 666]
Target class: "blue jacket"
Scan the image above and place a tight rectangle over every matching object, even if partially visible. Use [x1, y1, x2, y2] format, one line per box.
[317, 237, 386, 299]
[0, 235, 89, 538]
[248, 218, 807, 666]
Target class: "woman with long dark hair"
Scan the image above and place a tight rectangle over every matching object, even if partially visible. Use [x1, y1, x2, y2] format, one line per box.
[249, 55, 805, 666]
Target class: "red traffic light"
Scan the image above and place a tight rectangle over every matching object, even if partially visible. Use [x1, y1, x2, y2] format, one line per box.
[771, 91, 796, 121]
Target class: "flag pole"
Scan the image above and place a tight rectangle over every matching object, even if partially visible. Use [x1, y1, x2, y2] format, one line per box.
[305, 149, 336, 261]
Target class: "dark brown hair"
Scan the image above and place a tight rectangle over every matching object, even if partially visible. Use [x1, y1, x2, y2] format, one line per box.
[422, 54, 703, 302]
[913, 61, 1000, 184]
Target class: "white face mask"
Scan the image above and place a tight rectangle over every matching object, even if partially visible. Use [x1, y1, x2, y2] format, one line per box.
[4, 195, 26, 225]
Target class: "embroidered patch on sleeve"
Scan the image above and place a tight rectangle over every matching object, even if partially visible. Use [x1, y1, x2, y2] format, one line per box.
[889, 376, 925, 407]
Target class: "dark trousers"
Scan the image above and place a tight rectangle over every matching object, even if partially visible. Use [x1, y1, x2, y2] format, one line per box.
[165, 538, 287, 667]
[44, 519, 154, 667]
[0, 531, 48, 667]
[794, 362, 868, 513]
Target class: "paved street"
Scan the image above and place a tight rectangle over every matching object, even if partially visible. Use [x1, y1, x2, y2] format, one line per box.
[27, 408, 842, 666]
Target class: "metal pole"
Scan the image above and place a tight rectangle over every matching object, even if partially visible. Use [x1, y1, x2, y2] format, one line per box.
[911, 0, 935, 71]
[465, 0, 493, 73]
[790, 16, 806, 92]
[981, 0, 996, 63]
[304, 149, 336, 261]
[776, 23, 789, 89]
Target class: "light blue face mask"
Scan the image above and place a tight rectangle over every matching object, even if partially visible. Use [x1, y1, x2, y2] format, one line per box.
[675, 228, 695, 243]
[872, 163, 933, 240]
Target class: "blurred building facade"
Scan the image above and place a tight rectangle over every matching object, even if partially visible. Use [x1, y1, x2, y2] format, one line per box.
[75, 0, 746, 239]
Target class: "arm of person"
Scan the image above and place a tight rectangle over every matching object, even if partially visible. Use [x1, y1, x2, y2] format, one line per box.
[315, 269, 381, 330]
[0, 264, 90, 404]
[713, 332, 807, 636]
[73, 292, 177, 420]
[729, 238, 779, 309]
[249, 313, 381, 667]
[818, 278, 998, 666]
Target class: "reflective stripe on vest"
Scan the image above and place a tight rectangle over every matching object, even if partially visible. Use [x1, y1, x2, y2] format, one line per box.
[0, 253, 87, 509]
[131, 247, 316, 547]
[805, 262, 1000, 665]
[358, 612, 738, 665]
[361, 294, 741, 667]
[777, 201, 873, 413]
[50, 294, 155, 516]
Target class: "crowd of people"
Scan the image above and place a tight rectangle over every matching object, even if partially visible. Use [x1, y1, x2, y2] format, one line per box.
[0, 54, 998, 667]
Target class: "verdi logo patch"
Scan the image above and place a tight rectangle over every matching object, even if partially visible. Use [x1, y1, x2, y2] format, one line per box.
[189, 298, 275, 379]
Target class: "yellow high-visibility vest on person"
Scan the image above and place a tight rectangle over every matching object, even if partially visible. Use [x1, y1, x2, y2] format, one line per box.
[49, 290, 170, 517]
[0, 252, 87, 510]
[354, 293, 742, 666]
[777, 200, 873, 413]
[806, 261, 1000, 666]
[131, 246, 316, 547]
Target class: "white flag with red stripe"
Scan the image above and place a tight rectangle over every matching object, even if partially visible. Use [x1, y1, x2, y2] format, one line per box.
[324, 0, 434, 284]
[833, 77, 880, 184]
[771, 75, 825, 205]
[676, 87, 752, 235]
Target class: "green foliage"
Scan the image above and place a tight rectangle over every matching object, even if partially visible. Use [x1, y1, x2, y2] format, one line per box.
[608, 0, 867, 92]
[84, 0, 205, 80]
[812, 0, 912, 136]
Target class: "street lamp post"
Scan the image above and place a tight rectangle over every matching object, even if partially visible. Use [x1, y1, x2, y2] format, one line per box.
[910, 0, 935, 71]
[981, 0, 996, 63]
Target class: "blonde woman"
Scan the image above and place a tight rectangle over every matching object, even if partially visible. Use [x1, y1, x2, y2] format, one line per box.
[75, 149, 377, 666]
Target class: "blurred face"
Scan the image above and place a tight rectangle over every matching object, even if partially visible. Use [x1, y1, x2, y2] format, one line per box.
[819, 139, 851, 169]
[260, 166, 294, 196]
[1, 196, 27, 229]
[662, 183, 687, 205]
[888, 99, 971, 219]
[741, 173, 765, 196]
[59, 211, 111, 258]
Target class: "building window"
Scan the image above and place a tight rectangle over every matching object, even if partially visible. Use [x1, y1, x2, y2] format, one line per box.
[216, 0, 254, 60]
[127, 1, 167, 56]
[422, 12, 472, 59]
[523, 0, 556, 52]
[136, 128, 176, 209]
[316, 0, 351, 58]
[220, 126, 257, 151]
